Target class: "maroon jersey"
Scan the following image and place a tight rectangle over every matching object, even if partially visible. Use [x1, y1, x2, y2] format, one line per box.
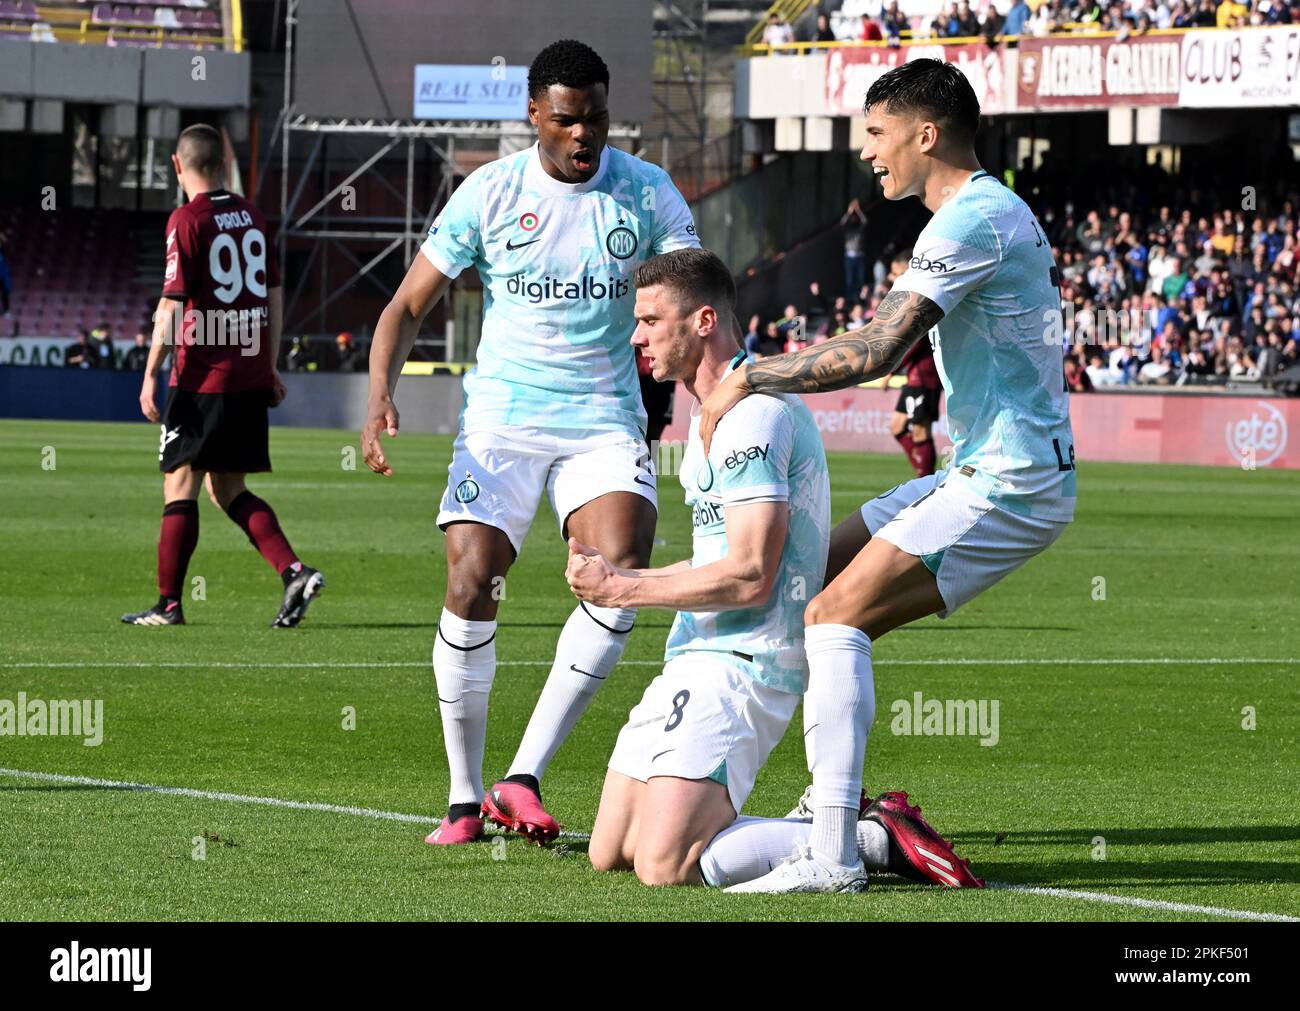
[898, 336, 941, 389]
[162, 189, 281, 393]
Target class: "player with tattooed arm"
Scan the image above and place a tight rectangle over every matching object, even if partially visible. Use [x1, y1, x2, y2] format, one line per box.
[700, 60, 1075, 893]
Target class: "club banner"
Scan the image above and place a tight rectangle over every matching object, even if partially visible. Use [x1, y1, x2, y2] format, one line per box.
[824, 47, 906, 118]
[1017, 34, 1181, 109]
[1179, 26, 1300, 108]
[824, 43, 1009, 118]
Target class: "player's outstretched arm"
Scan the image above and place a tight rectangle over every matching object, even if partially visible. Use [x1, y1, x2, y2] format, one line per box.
[362, 255, 454, 476]
[698, 289, 943, 452]
[564, 502, 788, 611]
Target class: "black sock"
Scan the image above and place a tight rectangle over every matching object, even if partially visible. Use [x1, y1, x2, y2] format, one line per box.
[447, 802, 480, 823]
[503, 773, 541, 797]
[280, 561, 302, 588]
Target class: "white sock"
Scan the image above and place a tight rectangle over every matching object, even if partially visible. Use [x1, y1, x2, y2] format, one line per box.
[433, 608, 497, 808]
[507, 602, 636, 781]
[803, 623, 875, 867]
[699, 816, 891, 887]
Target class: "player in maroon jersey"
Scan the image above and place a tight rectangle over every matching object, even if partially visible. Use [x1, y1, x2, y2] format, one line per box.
[885, 335, 943, 478]
[122, 124, 323, 628]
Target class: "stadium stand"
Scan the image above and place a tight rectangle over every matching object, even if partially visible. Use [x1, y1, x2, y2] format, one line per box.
[0, 0, 228, 49]
[1, 206, 161, 341]
[745, 187, 1300, 393]
[746, 0, 1298, 48]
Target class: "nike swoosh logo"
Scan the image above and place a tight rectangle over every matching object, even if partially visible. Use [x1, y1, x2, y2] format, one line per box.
[570, 664, 606, 680]
[633, 474, 654, 488]
[438, 696, 462, 705]
[651, 749, 676, 762]
[803, 723, 820, 738]
[505, 237, 540, 251]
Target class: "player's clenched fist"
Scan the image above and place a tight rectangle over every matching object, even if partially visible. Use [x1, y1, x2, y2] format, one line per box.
[361, 398, 400, 476]
[565, 537, 622, 606]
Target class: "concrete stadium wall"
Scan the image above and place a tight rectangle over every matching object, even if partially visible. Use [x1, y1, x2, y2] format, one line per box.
[4, 367, 1295, 470]
[0, 39, 249, 108]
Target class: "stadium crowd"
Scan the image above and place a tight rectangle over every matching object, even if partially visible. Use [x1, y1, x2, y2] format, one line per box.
[759, 0, 1299, 46]
[745, 190, 1300, 392]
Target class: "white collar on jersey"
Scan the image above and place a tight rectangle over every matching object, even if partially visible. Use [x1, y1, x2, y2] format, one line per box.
[524, 141, 611, 195]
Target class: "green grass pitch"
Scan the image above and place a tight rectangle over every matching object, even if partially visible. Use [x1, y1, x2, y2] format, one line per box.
[0, 418, 1297, 921]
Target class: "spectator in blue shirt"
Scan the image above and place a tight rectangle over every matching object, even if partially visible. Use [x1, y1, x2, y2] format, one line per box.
[1002, 0, 1031, 34]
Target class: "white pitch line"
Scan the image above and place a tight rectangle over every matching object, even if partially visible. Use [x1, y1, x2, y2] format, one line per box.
[2, 658, 1297, 669]
[0, 767, 587, 841]
[1, 767, 1295, 922]
[988, 883, 1299, 923]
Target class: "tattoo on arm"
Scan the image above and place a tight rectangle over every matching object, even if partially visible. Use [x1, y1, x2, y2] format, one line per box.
[743, 290, 944, 394]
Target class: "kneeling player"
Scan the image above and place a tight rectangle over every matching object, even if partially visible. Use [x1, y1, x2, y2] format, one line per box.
[570, 249, 975, 891]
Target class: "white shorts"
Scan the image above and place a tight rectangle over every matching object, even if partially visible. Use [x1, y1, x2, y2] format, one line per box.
[607, 653, 799, 816]
[436, 426, 657, 555]
[860, 471, 1068, 618]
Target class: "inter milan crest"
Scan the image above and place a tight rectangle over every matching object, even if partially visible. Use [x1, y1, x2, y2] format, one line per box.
[454, 474, 480, 503]
[606, 215, 637, 259]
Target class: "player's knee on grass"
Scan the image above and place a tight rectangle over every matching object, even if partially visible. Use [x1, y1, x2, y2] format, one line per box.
[588, 829, 635, 874]
[633, 845, 701, 887]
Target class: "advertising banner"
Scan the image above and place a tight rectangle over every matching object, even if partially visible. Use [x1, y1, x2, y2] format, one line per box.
[825, 42, 1009, 118]
[1179, 26, 1300, 108]
[413, 64, 528, 121]
[1017, 34, 1181, 109]
[663, 387, 1300, 470]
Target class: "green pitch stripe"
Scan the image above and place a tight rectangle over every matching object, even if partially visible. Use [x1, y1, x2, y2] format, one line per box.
[3, 658, 1299, 669]
[2, 767, 1295, 923]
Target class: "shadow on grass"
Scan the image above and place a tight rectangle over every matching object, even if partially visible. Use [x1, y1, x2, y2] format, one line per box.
[975, 859, 1300, 888]
[952, 826, 1300, 846]
[1, 784, 143, 793]
[891, 624, 1077, 633]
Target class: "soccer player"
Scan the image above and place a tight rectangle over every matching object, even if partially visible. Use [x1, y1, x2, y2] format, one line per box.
[570, 247, 833, 884]
[123, 124, 323, 629]
[571, 249, 975, 892]
[884, 329, 942, 477]
[362, 40, 699, 844]
[699, 59, 1074, 892]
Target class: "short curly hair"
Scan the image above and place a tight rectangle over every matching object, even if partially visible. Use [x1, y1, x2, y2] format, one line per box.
[528, 39, 610, 99]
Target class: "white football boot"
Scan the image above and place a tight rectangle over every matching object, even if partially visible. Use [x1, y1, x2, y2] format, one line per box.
[724, 845, 869, 894]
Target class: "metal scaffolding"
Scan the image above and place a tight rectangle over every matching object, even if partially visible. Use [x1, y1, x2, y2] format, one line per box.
[260, 0, 641, 339]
